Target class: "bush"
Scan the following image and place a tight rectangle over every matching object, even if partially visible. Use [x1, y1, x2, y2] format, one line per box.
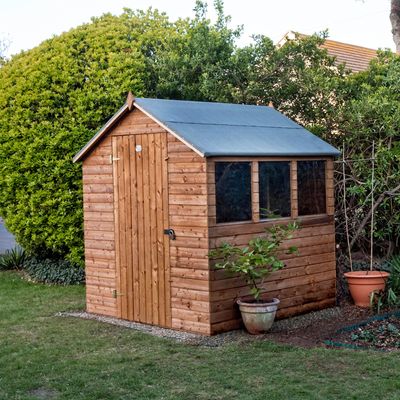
[23, 257, 85, 285]
[371, 255, 400, 312]
[0, 5, 240, 265]
[0, 246, 27, 270]
[209, 223, 298, 301]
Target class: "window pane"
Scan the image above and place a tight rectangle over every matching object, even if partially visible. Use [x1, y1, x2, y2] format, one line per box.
[215, 162, 252, 223]
[298, 160, 326, 216]
[259, 162, 291, 219]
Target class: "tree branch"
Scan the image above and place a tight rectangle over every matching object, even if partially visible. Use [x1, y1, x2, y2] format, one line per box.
[350, 183, 400, 248]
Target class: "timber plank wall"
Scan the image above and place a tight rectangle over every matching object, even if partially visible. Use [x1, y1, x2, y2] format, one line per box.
[82, 107, 336, 336]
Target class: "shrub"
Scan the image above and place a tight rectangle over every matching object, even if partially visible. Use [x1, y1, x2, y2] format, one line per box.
[371, 255, 400, 312]
[23, 257, 85, 285]
[0, 246, 27, 270]
[0, 5, 240, 265]
[209, 223, 298, 301]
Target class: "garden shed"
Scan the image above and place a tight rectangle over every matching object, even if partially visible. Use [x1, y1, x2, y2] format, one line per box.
[74, 94, 340, 335]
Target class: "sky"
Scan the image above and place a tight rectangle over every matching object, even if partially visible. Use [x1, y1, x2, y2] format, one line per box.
[0, 0, 394, 57]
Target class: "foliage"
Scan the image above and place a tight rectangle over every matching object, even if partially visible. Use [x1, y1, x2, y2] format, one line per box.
[334, 51, 400, 258]
[0, 246, 27, 270]
[0, 36, 9, 66]
[371, 255, 400, 312]
[209, 223, 298, 301]
[227, 32, 348, 136]
[348, 317, 400, 350]
[23, 257, 85, 285]
[145, 0, 241, 102]
[0, 4, 240, 264]
[1, 0, 391, 267]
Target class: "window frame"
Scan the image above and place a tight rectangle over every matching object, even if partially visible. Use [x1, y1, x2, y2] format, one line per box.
[210, 157, 331, 227]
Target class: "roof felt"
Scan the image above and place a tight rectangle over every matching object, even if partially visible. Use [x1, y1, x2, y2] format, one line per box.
[135, 98, 340, 157]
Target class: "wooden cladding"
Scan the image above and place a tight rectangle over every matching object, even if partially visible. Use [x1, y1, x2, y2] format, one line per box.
[112, 131, 171, 327]
[82, 136, 117, 317]
[167, 135, 211, 335]
[208, 221, 337, 334]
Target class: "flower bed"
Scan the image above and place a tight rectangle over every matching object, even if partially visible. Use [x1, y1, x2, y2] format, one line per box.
[325, 311, 400, 351]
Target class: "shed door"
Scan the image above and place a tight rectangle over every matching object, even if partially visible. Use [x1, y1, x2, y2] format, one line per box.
[112, 133, 171, 327]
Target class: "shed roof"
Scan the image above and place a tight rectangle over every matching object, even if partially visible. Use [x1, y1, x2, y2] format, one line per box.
[73, 97, 340, 162]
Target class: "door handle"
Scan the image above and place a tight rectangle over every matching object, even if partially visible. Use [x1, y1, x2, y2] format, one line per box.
[163, 228, 176, 240]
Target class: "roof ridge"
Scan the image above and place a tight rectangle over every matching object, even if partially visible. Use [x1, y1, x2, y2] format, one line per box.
[164, 120, 302, 129]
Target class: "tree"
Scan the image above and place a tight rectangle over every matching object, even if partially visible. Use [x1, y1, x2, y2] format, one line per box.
[391, 0, 400, 52]
[334, 50, 400, 257]
[0, 5, 241, 264]
[227, 32, 348, 138]
[0, 2, 361, 266]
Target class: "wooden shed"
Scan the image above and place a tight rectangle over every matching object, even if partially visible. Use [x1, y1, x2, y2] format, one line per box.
[73, 95, 340, 335]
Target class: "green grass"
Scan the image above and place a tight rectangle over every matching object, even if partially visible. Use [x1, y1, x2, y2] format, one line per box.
[1, 271, 400, 400]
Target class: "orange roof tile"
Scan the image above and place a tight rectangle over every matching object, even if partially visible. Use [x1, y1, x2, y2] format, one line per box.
[320, 39, 377, 73]
[278, 31, 378, 73]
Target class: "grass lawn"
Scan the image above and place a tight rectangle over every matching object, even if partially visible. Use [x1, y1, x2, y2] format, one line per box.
[1, 272, 400, 400]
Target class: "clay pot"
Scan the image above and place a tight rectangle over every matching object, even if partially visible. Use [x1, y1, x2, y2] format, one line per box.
[344, 271, 390, 307]
[237, 298, 280, 334]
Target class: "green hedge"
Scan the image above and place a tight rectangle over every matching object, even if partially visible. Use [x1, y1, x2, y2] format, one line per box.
[0, 5, 239, 265]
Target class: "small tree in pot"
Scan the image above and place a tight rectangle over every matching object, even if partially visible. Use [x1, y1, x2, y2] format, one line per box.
[209, 222, 298, 334]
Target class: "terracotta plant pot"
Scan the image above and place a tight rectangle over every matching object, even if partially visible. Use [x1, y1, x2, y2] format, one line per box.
[237, 298, 280, 334]
[344, 271, 390, 307]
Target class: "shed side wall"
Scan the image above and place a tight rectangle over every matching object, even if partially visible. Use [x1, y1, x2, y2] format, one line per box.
[208, 158, 336, 334]
[82, 135, 117, 316]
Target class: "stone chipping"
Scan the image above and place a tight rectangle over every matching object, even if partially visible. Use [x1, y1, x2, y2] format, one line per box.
[58, 307, 342, 347]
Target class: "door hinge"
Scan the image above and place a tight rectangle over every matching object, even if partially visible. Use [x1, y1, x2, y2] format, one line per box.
[112, 290, 125, 298]
[109, 155, 121, 163]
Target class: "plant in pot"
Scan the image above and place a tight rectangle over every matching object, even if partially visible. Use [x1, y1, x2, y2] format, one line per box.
[209, 223, 298, 334]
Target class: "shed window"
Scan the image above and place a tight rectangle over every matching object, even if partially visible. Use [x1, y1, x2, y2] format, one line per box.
[298, 160, 326, 216]
[215, 162, 252, 223]
[259, 162, 291, 219]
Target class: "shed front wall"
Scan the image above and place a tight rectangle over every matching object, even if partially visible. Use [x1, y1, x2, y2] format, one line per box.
[82, 108, 211, 333]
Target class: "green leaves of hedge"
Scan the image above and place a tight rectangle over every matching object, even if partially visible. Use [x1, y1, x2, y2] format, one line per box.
[0, 3, 356, 265]
[0, 6, 243, 264]
[0, 9, 177, 264]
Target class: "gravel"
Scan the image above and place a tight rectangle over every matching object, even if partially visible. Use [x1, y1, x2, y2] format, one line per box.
[58, 307, 342, 347]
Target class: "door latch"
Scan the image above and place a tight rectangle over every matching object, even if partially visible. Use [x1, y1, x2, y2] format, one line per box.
[163, 228, 176, 240]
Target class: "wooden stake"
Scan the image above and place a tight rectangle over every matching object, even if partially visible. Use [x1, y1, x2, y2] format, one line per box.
[370, 141, 375, 272]
[342, 142, 353, 271]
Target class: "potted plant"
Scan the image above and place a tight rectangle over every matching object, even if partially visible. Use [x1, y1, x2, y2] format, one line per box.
[209, 223, 298, 334]
[344, 267, 390, 308]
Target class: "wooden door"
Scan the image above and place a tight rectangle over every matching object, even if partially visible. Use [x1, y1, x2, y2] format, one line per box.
[112, 133, 171, 327]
